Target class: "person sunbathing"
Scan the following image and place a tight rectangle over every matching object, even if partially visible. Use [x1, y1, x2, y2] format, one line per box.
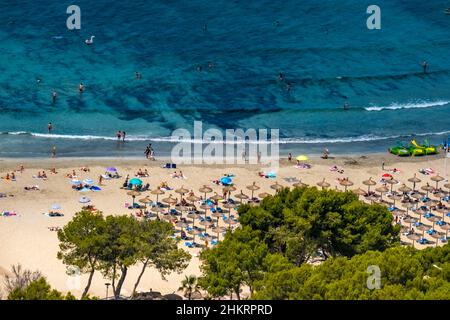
[24, 185, 40, 191]
[50, 168, 58, 174]
[80, 167, 90, 172]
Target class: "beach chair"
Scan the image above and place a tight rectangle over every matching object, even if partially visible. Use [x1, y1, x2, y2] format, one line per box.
[184, 242, 194, 248]
[211, 239, 219, 245]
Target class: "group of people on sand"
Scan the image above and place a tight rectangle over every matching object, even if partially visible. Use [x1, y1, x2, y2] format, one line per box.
[35, 171, 48, 179]
[1, 172, 16, 181]
[136, 168, 149, 177]
[171, 170, 185, 179]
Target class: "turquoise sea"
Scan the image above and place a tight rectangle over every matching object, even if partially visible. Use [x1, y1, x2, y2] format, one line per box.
[0, 0, 449, 157]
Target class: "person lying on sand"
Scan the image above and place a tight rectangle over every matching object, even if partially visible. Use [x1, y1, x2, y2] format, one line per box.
[80, 167, 90, 172]
[50, 168, 58, 174]
[48, 226, 61, 231]
[24, 185, 40, 191]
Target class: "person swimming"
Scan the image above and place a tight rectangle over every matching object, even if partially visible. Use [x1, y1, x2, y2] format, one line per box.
[79, 83, 85, 93]
[343, 101, 349, 110]
[48, 122, 53, 133]
[85, 36, 95, 45]
[422, 61, 428, 73]
[51, 90, 57, 104]
[279, 73, 284, 81]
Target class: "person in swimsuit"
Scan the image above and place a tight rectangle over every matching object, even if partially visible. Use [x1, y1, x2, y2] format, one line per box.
[79, 83, 85, 92]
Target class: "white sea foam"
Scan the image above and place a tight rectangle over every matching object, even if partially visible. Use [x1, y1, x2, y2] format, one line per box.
[365, 101, 450, 112]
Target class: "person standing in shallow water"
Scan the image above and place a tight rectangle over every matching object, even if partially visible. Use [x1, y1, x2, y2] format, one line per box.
[48, 122, 53, 133]
[422, 61, 428, 73]
[122, 131, 126, 142]
[51, 90, 57, 104]
[51, 146, 57, 158]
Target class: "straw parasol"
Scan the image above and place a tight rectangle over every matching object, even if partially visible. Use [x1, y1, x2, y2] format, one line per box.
[211, 226, 227, 239]
[293, 180, 307, 188]
[234, 190, 249, 203]
[435, 207, 449, 220]
[199, 185, 213, 199]
[353, 188, 367, 197]
[406, 233, 421, 248]
[162, 195, 177, 207]
[431, 174, 445, 189]
[362, 177, 376, 192]
[223, 185, 237, 199]
[434, 191, 447, 200]
[175, 221, 188, 232]
[186, 194, 201, 203]
[339, 179, 354, 192]
[375, 185, 389, 201]
[127, 190, 141, 205]
[385, 178, 399, 193]
[188, 228, 202, 243]
[175, 186, 189, 199]
[138, 196, 152, 207]
[151, 188, 165, 203]
[398, 184, 412, 194]
[210, 193, 223, 202]
[421, 184, 433, 197]
[408, 174, 421, 190]
[316, 178, 330, 190]
[388, 193, 403, 208]
[246, 182, 260, 199]
[258, 192, 271, 199]
[444, 183, 450, 190]
[270, 182, 283, 192]
[402, 202, 415, 215]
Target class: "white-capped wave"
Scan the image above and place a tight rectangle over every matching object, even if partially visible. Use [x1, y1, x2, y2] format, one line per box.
[365, 101, 450, 112]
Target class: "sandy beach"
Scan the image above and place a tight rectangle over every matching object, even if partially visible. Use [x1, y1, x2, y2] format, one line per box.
[0, 153, 449, 299]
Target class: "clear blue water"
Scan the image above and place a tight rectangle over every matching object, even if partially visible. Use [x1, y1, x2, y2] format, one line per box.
[0, 0, 450, 157]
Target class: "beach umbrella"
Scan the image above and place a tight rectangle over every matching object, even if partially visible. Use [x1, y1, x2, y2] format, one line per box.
[398, 184, 412, 194]
[106, 167, 117, 172]
[410, 192, 422, 200]
[162, 195, 177, 206]
[316, 178, 330, 190]
[234, 190, 249, 203]
[175, 186, 189, 196]
[402, 202, 415, 216]
[151, 206, 165, 218]
[209, 193, 223, 203]
[224, 218, 238, 230]
[434, 191, 447, 200]
[444, 183, 450, 190]
[246, 182, 260, 199]
[406, 233, 421, 248]
[375, 185, 389, 201]
[127, 190, 141, 205]
[389, 193, 402, 208]
[437, 222, 450, 239]
[175, 221, 188, 233]
[296, 155, 309, 161]
[161, 214, 173, 222]
[186, 194, 201, 203]
[353, 188, 367, 198]
[426, 214, 441, 229]
[151, 188, 165, 203]
[79, 196, 90, 204]
[129, 178, 143, 186]
[188, 228, 202, 243]
[339, 179, 354, 192]
[223, 202, 237, 222]
[211, 226, 227, 239]
[366, 195, 378, 204]
[403, 215, 417, 228]
[51, 203, 62, 210]
[362, 177, 376, 193]
[293, 180, 307, 188]
[270, 182, 283, 192]
[211, 211, 222, 219]
[220, 177, 232, 185]
[223, 185, 236, 199]
[431, 175, 445, 189]
[421, 184, 433, 197]
[199, 185, 213, 199]
[385, 178, 399, 193]
[138, 197, 152, 206]
[435, 207, 449, 220]
[258, 192, 271, 199]
[408, 174, 421, 190]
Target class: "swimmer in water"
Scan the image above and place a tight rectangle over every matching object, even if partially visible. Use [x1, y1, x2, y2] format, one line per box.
[422, 61, 428, 73]
[135, 72, 142, 80]
[48, 122, 53, 133]
[51, 90, 57, 104]
[286, 82, 292, 91]
[208, 62, 214, 70]
[279, 73, 285, 81]
[79, 83, 85, 93]
[343, 101, 349, 110]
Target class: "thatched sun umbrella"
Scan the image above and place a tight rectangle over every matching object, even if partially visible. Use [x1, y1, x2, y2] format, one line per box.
[385, 178, 399, 193]
[223, 202, 237, 223]
[402, 201, 415, 216]
[430, 174, 445, 189]
[210, 193, 223, 202]
[270, 182, 283, 192]
[293, 180, 307, 188]
[235, 190, 249, 203]
[199, 185, 213, 200]
[352, 188, 367, 199]
[138, 196, 152, 208]
[175, 221, 188, 233]
[316, 178, 330, 190]
[339, 179, 354, 192]
[406, 233, 421, 248]
[127, 190, 141, 206]
[398, 184, 412, 194]
[175, 186, 189, 199]
[375, 185, 389, 201]
[211, 226, 227, 240]
[444, 183, 450, 191]
[223, 185, 237, 200]
[162, 195, 177, 209]
[389, 193, 403, 209]
[246, 182, 260, 199]
[258, 192, 271, 199]
[421, 184, 434, 197]
[408, 174, 421, 191]
[435, 207, 449, 220]
[151, 188, 165, 203]
[362, 177, 376, 193]
[186, 194, 201, 206]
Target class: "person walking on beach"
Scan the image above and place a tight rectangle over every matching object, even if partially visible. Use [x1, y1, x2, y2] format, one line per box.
[145, 146, 150, 159]
[51, 90, 57, 104]
[98, 175, 103, 186]
[116, 131, 122, 140]
[288, 153, 292, 162]
[382, 161, 385, 171]
[51, 146, 57, 158]
[48, 122, 53, 133]
[422, 61, 428, 73]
